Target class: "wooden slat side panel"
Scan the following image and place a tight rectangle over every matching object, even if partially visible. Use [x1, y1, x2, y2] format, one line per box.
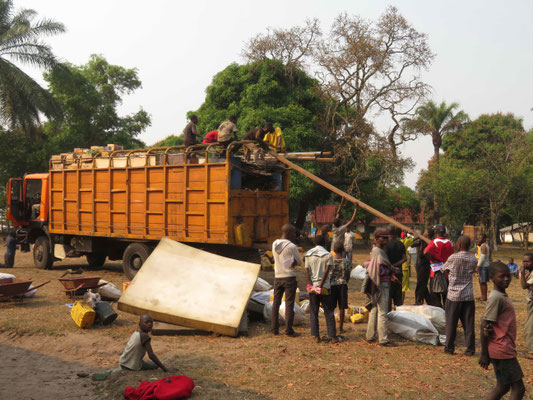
[229, 191, 289, 244]
[49, 162, 233, 244]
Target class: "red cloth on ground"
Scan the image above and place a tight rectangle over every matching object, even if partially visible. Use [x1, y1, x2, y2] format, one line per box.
[124, 375, 195, 400]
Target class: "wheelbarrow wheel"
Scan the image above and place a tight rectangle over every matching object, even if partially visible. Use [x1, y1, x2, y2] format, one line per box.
[122, 243, 151, 280]
[34, 236, 53, 270]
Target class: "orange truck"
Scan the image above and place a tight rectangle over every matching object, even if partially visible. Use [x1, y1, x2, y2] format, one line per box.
[6, 143, 289, 278]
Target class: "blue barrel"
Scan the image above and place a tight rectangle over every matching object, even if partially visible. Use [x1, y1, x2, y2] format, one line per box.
[272, 172, 282, 191]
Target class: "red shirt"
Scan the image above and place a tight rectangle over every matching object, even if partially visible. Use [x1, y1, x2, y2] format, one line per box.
[202, 130, 218, 144]
[424, 237, 454, 263]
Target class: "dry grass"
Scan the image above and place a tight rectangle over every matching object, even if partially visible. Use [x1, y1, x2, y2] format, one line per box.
[0, 243, 531, 399]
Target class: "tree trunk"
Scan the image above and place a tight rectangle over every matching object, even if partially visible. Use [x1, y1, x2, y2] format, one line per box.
[432, 143, 440, 224]
[295, 200, 309, 231]
[489, 200, 499, 253]
[363, 220, 371, 243]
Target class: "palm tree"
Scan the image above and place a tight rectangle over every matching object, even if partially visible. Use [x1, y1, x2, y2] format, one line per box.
[0, 0, 65, 135]
[404, 100, 469, 163]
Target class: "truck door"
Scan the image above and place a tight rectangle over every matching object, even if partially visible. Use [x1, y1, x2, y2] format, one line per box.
[6, 178, 24, 225]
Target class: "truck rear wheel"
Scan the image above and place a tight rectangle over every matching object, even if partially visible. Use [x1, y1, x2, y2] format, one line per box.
[122, 243, 151, 280]
[34, 236, 53, 270]
[86, 253, 107, 268]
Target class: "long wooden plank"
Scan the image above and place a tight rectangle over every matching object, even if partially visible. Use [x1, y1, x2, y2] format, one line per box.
[269, 151, 430, 244]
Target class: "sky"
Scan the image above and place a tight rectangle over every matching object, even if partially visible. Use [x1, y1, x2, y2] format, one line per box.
[16, 0, 533, 188]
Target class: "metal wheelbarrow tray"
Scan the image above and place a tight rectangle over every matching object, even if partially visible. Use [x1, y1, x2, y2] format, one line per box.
[0, 278, 50, 299]
[58, 276, 102, 297]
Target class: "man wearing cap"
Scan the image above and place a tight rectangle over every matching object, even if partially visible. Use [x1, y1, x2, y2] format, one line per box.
[424, 224, 454, 308]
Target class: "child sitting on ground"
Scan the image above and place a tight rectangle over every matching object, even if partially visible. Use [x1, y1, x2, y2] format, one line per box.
[507, 258, 519, 278]
[93, 314, 172, 380]
[478, 262, 525, 399]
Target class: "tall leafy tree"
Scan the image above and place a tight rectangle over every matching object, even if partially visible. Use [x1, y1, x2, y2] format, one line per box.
[190, 59, 333, 224]
[418, 113, 531, 249]
[43, 55, 150, 150]
[403, 100, 468, 163]
[0, 0, 64, 135]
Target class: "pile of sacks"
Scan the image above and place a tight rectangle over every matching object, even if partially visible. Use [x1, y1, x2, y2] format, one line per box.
[248, 277, 371, 327]
[248, 278, 308, 326]
[386, 305, 446, 346]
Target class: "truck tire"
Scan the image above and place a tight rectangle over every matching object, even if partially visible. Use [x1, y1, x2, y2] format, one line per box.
[122, 243, 151, 280]
[86, 253, 107, 268]
[34, 236, 54, 270]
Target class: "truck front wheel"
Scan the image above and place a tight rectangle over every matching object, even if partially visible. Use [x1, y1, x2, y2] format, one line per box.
[34, 236, 53, 270]
[122, 243, 151, 280]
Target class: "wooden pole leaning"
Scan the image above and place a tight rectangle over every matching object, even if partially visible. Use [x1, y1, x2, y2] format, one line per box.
[269, 151, 430, 244]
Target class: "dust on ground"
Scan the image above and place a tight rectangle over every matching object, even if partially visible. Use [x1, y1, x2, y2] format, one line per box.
[0, 244, 532, 399]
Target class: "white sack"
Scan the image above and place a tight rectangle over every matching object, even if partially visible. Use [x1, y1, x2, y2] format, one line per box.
[0, 272, 16, 279]
[97, 282, 122, 301]
[24, 285, 37, 297]
[263, 301, 306, 326]
[253, 277, 272, 292]
[396, 305, 446, 334]
[386, 310, 439, 346]
[350, 265, 367, 280]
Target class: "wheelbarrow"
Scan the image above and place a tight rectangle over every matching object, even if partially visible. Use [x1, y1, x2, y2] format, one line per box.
[58, 276, 104, 298]
[0, 278, 51, 300]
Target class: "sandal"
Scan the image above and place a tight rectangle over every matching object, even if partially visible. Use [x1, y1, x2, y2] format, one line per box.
[331, 335, 345, 344]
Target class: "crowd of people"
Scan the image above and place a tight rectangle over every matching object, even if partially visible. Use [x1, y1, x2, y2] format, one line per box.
[269, 222, 532, 399]
[183, 115, 286, 159]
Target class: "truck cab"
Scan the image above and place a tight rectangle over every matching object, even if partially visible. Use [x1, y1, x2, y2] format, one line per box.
[6, 174, 49, 226]
[6, 174, 51, 261]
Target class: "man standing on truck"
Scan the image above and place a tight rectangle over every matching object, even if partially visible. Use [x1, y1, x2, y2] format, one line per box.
[271, 224, 302, 337]
[217, 115, 238, 148]
[183, 115, 201, 147]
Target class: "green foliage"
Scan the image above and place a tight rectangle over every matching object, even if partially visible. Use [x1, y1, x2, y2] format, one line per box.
[152, 134, 184, 147]
[0, 128, 52, 183]
[417, 113, 532, 240]
[403, 100, 468, 161]
[0, 0, 65, 134]
[417, 157, 483, 232]
[43, 55, 150, 150]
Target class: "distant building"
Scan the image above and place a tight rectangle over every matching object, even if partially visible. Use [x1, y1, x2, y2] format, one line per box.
[310, 205, 423, 235]
[371, 209, 424, 233]
[499, 222, 532, 244]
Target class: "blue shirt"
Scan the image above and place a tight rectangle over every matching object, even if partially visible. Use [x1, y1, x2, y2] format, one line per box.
[507, 263, 519, 273]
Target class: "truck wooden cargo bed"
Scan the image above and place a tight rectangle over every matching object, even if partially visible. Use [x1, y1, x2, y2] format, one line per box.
[48, 144, 289, 246]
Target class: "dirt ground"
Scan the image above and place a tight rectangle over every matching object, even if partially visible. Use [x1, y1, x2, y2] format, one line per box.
[0, 243, 531, 399]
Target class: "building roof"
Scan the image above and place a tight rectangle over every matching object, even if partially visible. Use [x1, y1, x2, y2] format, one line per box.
[499, 222, 531, 233]
[311, 205, 423, 227]
[373, 209, 423, 225]
[311, 205, 337, 224]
